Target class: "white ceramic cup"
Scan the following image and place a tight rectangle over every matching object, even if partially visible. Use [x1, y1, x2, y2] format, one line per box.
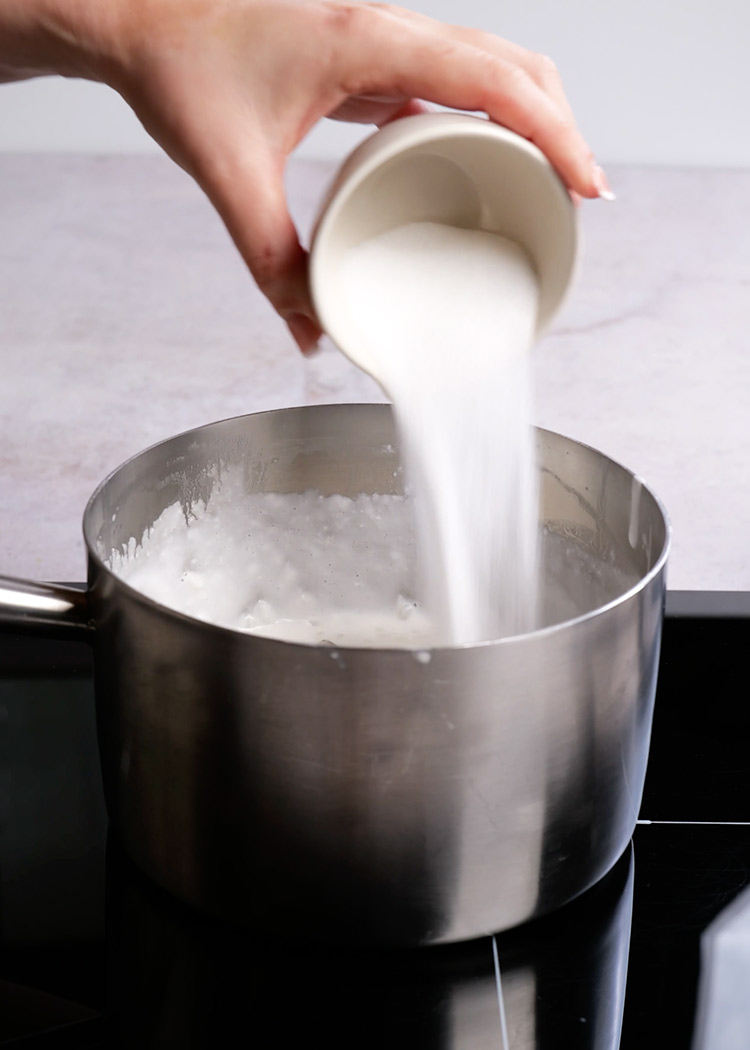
[309, 112, 578, 374]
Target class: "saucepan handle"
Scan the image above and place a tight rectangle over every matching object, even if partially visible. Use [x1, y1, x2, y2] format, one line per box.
[0, 575, 92, 634]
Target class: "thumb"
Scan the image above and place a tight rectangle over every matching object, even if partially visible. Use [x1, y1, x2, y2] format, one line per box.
[198, 144, 322, 352]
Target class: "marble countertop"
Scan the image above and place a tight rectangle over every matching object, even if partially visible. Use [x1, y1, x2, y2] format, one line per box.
[1, 154, 748, 589]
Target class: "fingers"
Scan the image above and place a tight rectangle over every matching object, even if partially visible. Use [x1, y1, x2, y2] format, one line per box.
[286, 312, 322, 354]
[195, 140, 321, 352]
[335, 4, 604, 198]
[328, 94, 429, 125]
[193, 96, 430, 354]
[112, 0, 610, 353]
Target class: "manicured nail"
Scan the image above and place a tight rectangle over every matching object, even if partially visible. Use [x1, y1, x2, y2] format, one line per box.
[287, 313, 321, 354]
[593, 165, 616, 202]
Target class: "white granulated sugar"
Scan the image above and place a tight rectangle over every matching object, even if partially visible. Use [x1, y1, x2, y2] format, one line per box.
[338, 221, 540, 643]
[111, 220, 542, 648]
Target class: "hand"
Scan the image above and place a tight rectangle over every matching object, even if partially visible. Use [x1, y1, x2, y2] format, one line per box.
[1, 0, 609, 351]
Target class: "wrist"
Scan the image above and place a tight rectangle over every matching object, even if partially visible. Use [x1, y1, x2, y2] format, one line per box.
[0, 0, 124, 84]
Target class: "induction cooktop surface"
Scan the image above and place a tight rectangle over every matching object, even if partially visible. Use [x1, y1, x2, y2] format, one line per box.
[1, 590, 748, 1049]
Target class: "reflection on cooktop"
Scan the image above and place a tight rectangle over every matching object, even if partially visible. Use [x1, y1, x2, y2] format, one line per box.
[105, 834, 632, 1050]
[0, 592, 748, 1048]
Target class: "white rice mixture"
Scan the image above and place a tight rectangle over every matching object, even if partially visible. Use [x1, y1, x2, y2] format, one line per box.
[110, 468, 434, 647]
[111, 220, 542, 648]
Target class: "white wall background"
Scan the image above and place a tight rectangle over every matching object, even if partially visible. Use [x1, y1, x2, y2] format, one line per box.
[0, 0, 747, 166]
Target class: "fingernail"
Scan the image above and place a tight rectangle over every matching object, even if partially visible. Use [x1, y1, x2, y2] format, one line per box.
[287, 313, 321, 355]
[593, 165, 616, 202]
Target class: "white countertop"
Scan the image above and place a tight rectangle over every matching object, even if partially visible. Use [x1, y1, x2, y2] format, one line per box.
[1, 154, 748, 588]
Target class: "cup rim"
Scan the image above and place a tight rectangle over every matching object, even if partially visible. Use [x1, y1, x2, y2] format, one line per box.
[309, 112, 579, 361]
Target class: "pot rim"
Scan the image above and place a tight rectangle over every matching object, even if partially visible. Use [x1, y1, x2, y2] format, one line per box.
[83, 404, 672, 653]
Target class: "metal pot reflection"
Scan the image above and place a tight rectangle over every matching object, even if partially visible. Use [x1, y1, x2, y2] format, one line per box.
[107, 837, 634, 1049]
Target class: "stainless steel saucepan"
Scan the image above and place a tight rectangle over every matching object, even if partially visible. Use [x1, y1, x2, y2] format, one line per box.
[0, 404, 669, 946]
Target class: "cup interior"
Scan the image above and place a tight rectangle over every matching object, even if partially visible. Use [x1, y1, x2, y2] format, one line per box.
[310, 115, 578, 375]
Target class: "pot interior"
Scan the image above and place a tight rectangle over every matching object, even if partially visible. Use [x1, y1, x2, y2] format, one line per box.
[86, 404, 669, 636]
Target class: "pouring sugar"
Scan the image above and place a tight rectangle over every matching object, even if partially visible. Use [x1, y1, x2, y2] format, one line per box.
[110, 220, 542, 647]
[337, 221, 540, 643]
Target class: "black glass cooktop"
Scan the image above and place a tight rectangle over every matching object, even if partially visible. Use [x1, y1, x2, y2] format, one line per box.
[0, 591, 748, 1049]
